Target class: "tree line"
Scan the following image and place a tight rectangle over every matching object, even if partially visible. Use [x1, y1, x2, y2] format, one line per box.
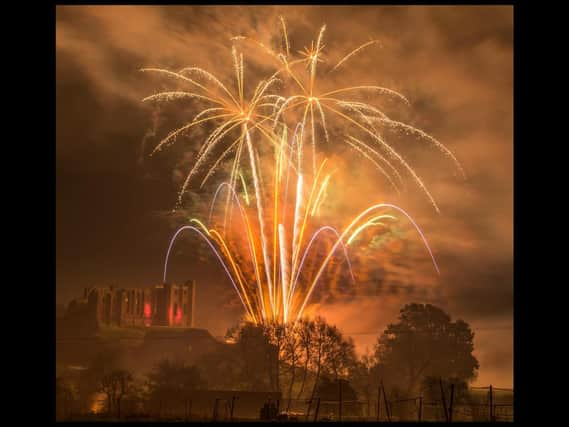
[56, 303, 480, 419]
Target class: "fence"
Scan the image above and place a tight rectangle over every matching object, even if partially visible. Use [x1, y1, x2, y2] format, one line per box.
[469, 385, 514, 422]
[378, 382, 514, 422]
[56, 381, 513, 422]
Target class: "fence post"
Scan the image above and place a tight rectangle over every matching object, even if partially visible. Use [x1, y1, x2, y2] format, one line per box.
[67, 395, 72, 421]
[381, 381, 391, 422]
[306, 399, 312, 421]
[418, 395, 423, 422]
[368, 385, 371, 419]
[313, 397, 321, 422]
[489, 385, 493, 422]
[65, 394, 71, 421]
[212, 398, 219, 421]
[338, 380, 343, 422]
[230, 396, 237, 421]
[439, 378, 449, 422]
[377, 385, 381, 421]
[449, 384, 455, 422]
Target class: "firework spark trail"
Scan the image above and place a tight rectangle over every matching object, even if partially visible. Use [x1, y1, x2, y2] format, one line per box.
[239, 171, 250, 205]
[321, 86, 410, 106]
[281, 123, 302, 226]
[142, 51, 288, 209]
[311, 174, 331, 216]
[164, 158, 437, 324]
[142, 91, 215, 104]
[162, 225, 251, 315]
[245, 127, 275, 316]
[344, 135, 402, 193]
[331, 40, 381, 72]
[278, 223, 290, 323]
[179, 67, 240, 106]
[280, 16, 290, 58]
[247, 22, 461, 210]
[314, 99, 329, 143]
[207, 181, 267, 320]
[150, 113, 234, 156]
[223, 133, 244, 231]
[346, 214, 397, 245]
[146, 19, 456, 325]
[208, 228, 257, 320]
[189, 218, 209, 233]
[310, 102, 317, 174]
[332, 99, 389, 117]
[140, 68, 220, 100]
[288, 225, 355, 312]
[295, 203, 440, 322]
[272, 134, 280, 313]
[192, 107, 229, 123]
[376, 118, 466, 178]
[322, 103, 441, 212]
[198, 118, 242, 159]
[286, 159, 333, 311]
[189, 160, 352, 323]
[209, 182, 230, 224]
[310, 25, 326, 89]
[289, 173, 304, 304]
[199, 136, 241, 188]
[290, 159, 329, 280]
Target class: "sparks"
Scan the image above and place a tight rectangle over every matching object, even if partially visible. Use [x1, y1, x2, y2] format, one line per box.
[144, 18, 455, 326]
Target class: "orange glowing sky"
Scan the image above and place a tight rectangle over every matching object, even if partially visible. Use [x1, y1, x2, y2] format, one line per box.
[56, 5, 513, 388]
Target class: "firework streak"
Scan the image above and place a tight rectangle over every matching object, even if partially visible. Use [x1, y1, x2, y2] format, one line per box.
[144, 18, 455, 325]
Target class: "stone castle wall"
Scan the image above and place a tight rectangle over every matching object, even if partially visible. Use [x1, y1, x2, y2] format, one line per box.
[67, 280, 196, 329]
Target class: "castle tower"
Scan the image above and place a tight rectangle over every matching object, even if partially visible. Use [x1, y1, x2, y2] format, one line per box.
[183, 279, 196, 328]
[152, 283, 169, 326]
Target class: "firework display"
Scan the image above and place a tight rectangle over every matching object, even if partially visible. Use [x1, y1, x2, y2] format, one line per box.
[143, 18, 456, 325]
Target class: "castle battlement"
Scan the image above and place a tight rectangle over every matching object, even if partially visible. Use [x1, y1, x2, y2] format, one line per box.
[72, 280, 196, 328]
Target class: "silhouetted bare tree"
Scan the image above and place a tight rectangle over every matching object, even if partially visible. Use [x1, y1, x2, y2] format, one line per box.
[309, 318, 356, 402]
[263, 321, 286, 392]
[296, 318, 315, 399]
[98, 369, 133, 418]
[282, 322, 301, 407]
[76, 347, 120, 414]
[225, 317, 356, 400]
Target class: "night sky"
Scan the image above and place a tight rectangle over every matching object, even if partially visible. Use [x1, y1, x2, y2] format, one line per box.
[56, 5, 513, 387]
